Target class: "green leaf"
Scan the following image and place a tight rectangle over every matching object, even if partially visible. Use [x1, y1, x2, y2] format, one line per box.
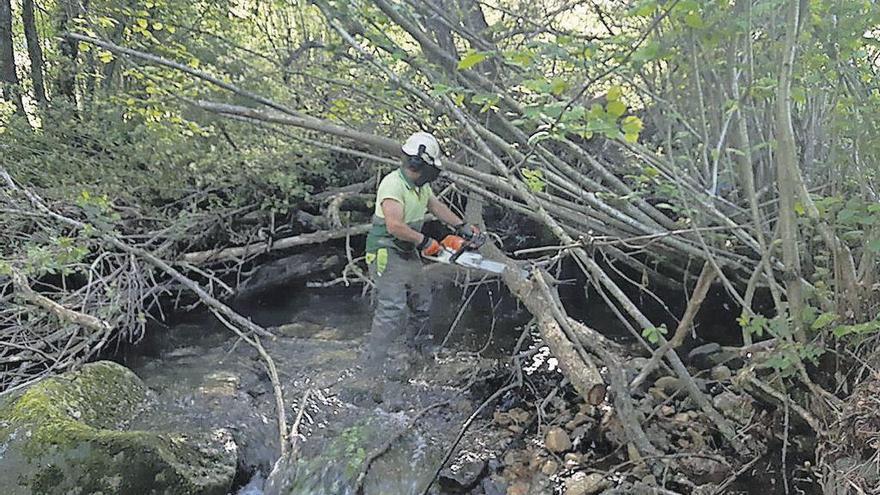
[632, 42, 660, 63]
[523, 78, 550, 93]
[621, 116, 644, 134]
[607, 100, 626, 117]
[607, 85, 623, 101]
[136, 18, 149, 29]
[458, 51, 489, 70]
[550, 78, 568, 96]
[812, 312, 838, 330]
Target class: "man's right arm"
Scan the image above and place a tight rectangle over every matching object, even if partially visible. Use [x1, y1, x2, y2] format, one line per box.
[381, 199, 425, 245]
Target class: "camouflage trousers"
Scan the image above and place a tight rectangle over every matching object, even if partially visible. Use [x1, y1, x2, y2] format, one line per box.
[365, 247, 433, 372]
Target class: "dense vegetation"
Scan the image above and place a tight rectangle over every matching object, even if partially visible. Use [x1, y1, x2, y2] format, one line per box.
[3, 0, 880, 492]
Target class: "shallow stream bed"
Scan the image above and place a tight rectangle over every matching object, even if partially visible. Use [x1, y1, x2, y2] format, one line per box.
[122, 286, 518, 495]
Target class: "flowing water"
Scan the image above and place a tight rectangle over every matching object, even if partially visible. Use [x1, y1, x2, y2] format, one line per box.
[123, 286, 518, 495]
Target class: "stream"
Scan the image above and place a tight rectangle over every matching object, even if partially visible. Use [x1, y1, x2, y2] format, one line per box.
[122, 284, 533, 495]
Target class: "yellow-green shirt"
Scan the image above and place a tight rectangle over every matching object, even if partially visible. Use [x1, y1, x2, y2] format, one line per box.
[366, 169, 434, 253]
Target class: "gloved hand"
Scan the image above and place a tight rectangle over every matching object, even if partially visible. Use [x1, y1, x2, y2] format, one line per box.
[417, 235, 442, 256]
[455, 222, 481, 240]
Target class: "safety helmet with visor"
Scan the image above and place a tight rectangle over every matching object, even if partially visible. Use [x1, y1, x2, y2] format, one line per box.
[401, 132, 443, 186]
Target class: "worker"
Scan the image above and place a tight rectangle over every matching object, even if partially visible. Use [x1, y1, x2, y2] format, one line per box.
[363, 131, 479, 380]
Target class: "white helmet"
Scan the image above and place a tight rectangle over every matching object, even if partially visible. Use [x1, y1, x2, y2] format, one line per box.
[401, 132, 442, 169]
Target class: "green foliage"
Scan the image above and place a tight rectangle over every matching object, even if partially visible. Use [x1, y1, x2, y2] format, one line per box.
[833, 320, 880, 339]
[521, 169, 546, 193]
[642, 324, 668, 345]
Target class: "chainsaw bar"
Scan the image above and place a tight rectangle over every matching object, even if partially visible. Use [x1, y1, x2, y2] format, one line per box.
[427, 249, 529, 278]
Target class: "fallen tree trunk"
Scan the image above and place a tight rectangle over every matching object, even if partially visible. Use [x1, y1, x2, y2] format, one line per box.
[181, 223, 371, 264]
[235, 251, 343, 298]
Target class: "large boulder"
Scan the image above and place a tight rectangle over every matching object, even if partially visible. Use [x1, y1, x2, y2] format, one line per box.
[0, 361, 237, 495]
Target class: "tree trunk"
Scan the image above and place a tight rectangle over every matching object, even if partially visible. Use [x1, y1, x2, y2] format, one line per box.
[775, 0, 806, 341]
[56, 0, 83, 103]
[0, 0, 25, 115]
[21, 0, 46, 106]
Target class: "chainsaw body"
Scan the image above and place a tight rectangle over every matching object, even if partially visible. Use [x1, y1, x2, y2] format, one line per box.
[426, 234, 512, 275]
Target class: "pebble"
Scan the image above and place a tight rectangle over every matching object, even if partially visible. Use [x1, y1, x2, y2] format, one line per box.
[564, 473, 610, 495]
[507, 481, 529, 495]
[563, 452, 582, 467]
[672, 412, 690, 423]
[648, 387, 666, 401]
[565, 413, 591, 431]
[653, 376, 682, 395]
[545, 427, 572, 453]
[712, 391, 741, 413]
[541, 459, 559, 476]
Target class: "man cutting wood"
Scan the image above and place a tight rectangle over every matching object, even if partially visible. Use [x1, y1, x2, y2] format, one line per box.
[363, 131, 479, 380]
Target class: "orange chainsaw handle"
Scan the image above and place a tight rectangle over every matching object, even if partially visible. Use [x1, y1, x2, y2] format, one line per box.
[441, 235, 466, 252]
[442, 234, 486, 263]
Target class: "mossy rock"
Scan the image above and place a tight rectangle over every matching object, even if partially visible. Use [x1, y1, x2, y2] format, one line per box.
[0, 361, 237, 495]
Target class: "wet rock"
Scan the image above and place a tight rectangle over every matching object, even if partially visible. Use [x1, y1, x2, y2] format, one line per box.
[710, 365, 732, 382]
[689, 344, 742, 370]
[654, 376, 682, 395]
[545, 426, 572, 453]
[688, 342, 721, 362]
[0, 361, 237, 495]
[440, 459, 487, 490]
[481, 476, 507, 495]
[564, 472, 610, 495]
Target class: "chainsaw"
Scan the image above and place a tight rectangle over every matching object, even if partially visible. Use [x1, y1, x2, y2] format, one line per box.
[425, 233, 525, 277]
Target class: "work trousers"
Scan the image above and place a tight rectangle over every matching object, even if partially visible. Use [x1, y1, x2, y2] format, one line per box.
[366, 248, 433, 370]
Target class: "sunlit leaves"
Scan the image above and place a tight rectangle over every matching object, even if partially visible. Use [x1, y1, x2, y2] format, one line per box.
[97, 51, 114, 64]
